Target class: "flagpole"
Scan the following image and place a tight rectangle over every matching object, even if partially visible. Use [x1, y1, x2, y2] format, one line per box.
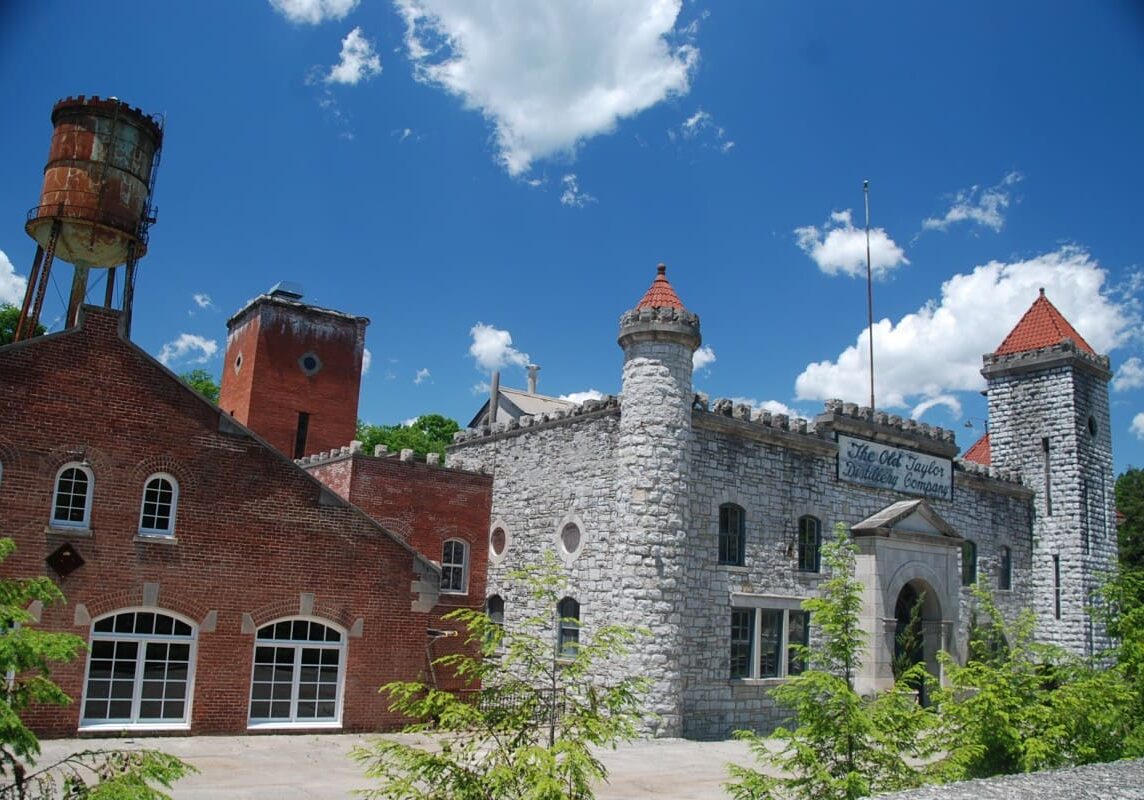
[864, 180, 875, 411]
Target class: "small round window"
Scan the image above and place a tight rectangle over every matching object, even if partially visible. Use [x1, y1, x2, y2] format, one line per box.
[1088, 416, 1098, 437]
[490, 527, 507, 556]
[560, 523, 581, 555]
[298, 351, 323, 376]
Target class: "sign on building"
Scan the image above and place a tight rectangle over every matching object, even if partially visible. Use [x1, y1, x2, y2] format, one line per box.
[836, 434, 953, 501]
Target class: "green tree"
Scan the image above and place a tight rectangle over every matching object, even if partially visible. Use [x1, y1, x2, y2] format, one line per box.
[0, 538, 194, 797]
[935, 584, 1134, 780]
[0, 303, 45, 346]
[356, 414, 461, 459]
[1100, 566, 1144, 756]
[1116, 467, 1144, 572]
[353, 555, 648, 800]
[726, 524, 937, 800]
[179, 368, 220, 404]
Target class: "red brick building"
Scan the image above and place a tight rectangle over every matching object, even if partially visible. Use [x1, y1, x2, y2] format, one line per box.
[0, 305, 492, 736]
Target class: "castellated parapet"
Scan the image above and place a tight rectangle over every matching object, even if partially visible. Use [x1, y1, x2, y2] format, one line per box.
[447, 271, 1073, 740]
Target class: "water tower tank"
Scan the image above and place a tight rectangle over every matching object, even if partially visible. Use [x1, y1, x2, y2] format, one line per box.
[25, 95, 163, 267]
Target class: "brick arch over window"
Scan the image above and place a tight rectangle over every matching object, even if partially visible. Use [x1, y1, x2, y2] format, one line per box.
[0, 437, 21, 476]
[80, 587, 213, 632]
[128, 455, 197, 496]
[246, 597, 358, 633]
[41, 444, 110, 475]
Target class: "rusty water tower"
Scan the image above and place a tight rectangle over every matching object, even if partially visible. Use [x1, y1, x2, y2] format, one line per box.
[14, 95, 164, 341]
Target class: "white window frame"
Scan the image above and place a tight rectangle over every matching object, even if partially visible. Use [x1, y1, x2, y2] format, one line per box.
[79, 609, 197, 731]
[248, 617, 347, 729]
[730, 595, 809, 681]
[440, 538, 469, 595]
[138, 473, 179, 537]
[51, 462, 94, 530]
[488, 518, 511, 565]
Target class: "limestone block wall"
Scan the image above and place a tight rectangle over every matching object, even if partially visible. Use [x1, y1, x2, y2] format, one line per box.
[985, 346, 1116, 654]
[680, 406, 1034, 740]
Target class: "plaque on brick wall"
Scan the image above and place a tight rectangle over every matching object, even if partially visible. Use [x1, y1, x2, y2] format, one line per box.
[837, 434, 953, 501]
[46, 543, 85, 577]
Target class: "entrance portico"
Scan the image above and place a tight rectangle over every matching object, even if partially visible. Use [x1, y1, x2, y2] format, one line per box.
[850, 500, 962, 695]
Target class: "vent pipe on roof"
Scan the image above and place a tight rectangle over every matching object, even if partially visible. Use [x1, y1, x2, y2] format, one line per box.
[489, 371, 500, 425]
[527, 364, 539, 394]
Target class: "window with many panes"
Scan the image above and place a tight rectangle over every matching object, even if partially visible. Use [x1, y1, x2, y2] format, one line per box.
[729, 606, 808, 679]
[81, 611, 195, 728]
[797, 515, 821, 573]
[441, 539, 468, 594]
[718, 504, 745, 566]
[52, 462, 93, 528]
[557, 597, 580, 658]
[249, 619, 345, 727]
[962, 540, 977, 586]
[139, 474, 178, 536]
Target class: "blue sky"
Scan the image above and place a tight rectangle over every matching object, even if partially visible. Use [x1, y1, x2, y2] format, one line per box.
[3, 1, 1144, 474]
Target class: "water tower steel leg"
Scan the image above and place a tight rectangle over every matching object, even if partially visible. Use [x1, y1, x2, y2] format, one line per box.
[122, 241, 139, 337]
[66, 265, 90, 328]
[15, 245, 44, 342]
[22, 219, 61, 342]
[104, 267, 117, 307]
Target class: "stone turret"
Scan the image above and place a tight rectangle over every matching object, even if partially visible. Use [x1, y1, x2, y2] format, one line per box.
[615, 264, 700, 736]
[982, 289, 1115, 654]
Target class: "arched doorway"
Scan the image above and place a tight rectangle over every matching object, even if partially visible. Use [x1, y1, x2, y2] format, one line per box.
[893, 579, 942, 705]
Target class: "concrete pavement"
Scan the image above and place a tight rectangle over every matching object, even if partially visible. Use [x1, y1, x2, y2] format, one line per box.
[30, 734, 757, 799]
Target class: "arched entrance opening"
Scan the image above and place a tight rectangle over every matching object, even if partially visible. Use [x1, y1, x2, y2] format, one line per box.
[893, 579, 942, 705]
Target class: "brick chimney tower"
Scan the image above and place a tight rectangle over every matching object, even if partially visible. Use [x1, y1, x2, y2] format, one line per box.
[219, 283, 369, 459]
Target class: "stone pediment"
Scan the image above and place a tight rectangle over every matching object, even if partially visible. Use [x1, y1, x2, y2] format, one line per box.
[850, 499, 961, 540]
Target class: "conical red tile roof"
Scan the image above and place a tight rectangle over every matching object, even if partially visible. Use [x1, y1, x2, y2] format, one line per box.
[962, 433, 991, 466]
[635, 264, 686, 310]
[994, 289, 1096, 356]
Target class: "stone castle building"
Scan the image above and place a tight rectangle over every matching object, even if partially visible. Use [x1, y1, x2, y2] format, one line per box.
[447, 265, 1117, 740]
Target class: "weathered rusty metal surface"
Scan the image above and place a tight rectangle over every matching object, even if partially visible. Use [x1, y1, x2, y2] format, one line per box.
[24, 95, 163, 268]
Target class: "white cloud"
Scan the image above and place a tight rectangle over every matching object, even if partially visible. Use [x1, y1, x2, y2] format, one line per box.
[794, 246, 1137, 412]
[0, 249, 27, 305]
[560, 389, 605, 404]
[693, 344, 716, 371]
[414, 367, 431, 384]
[794, 209, 909, 279]
[362, 347, 372, 375]
[395, 0, 698, 175]
[1115, 357, 1144, 392]
[468, 323, 529, 371]
[922, 171, 1022, 233]
[326, 27, 382, 85]
[192, 293, 213, 310]
[671, 108, 734, 153]
[910, 395, 962, 421]
[269, 0, 358, 24]
[560, 174, 596, 208]
[158, 334, 218, 367]
[471, 380, 490, 395]
[1133, 412, 1144, 440]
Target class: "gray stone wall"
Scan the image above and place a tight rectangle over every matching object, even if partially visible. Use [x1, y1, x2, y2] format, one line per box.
[679, 408, 1034, 740]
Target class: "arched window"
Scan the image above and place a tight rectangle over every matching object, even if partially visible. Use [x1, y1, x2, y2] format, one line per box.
[441, 539, 469, 594]
[81, 610, 196, 728]
[486, 595, 505, 627]
[962, 540, 978, 586]
[249, 619, 345, 726]
[797, 515, 821, 573]
[52, 462, 94, 529]
[718, 504, 745, 566]
[139, 473, 179, 536]
[999, 545, 1012, 591]
[557, 597, 580, 658]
